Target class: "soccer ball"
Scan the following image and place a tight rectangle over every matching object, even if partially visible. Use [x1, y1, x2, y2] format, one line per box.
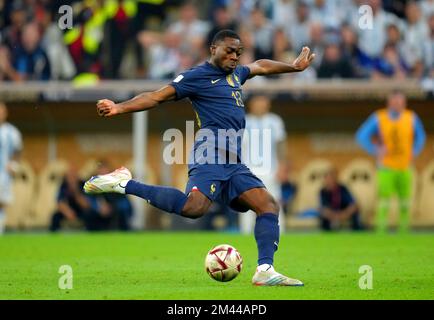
[205, 244, 243, 282]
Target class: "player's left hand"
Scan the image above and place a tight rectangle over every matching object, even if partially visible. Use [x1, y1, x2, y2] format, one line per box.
[97, 99, 119, 117]
[292, 47, 315, 71]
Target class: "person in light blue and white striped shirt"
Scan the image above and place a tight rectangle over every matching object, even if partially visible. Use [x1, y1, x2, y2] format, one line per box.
[0, 103, 22, 234]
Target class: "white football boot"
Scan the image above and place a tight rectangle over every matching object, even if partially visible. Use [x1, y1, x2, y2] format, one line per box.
[252, 265, 304, 286]
[83, 167, 132, 194]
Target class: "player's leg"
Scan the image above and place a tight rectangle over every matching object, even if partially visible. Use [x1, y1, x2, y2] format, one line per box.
[83, 166, 212, 219]
[235, 187, 303, 286]
[376, 168, 394, 233]
[236, 187, 280, 264]
[227, 168, 303, 286]
[396, 169, 413, 234]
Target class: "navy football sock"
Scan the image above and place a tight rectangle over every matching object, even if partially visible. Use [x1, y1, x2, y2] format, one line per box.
[125, 180, 187, 215]
[254, 213, 280, 266]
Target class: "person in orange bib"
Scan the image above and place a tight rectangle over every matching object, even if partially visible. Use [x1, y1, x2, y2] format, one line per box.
[356, 90, 426, 233]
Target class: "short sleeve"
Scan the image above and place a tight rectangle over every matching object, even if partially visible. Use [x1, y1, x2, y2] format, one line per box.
[170, 68, 200, 100]
[237, 65, 251, 85]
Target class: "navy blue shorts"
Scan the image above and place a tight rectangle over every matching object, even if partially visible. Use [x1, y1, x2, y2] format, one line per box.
[185, 164, 265, 212]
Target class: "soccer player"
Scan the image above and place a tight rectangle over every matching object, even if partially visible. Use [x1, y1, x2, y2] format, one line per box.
[0, 102, 23, 234]
[84, 30, 314, 286]
[356, 90, 426, 233]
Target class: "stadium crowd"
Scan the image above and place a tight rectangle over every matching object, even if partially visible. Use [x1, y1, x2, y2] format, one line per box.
[0, 0, 433, 82]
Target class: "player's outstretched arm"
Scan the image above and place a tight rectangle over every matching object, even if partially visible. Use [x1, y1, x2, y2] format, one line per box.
[246, 47, 315, 77]
[96, 85, 176, 117]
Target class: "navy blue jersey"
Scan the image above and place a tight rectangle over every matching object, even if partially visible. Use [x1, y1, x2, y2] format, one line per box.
[170, 62, 250, 170]
[320, 185, 355, 211]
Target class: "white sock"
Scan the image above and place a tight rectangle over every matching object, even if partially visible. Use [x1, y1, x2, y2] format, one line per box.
[257, 264, 274, 272]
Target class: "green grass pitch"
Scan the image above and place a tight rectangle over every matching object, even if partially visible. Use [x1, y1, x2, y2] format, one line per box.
[1, 232, 433, 300]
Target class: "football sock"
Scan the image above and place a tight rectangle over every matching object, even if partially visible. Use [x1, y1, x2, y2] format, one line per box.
[376, 199, 389, 234]
[398, 199, 410, 233]
[125, 180, 187, 215]
[255, 213, 279, 266]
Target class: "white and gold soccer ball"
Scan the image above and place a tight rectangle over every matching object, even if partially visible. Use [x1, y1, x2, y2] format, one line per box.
[205, 244, 243, 282]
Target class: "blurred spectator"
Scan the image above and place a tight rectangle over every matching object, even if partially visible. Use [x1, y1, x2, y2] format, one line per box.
[385, 23, 403, 48]
[206, 5, 238, 47]
[355, 0, 403, 59]
[272, 0, 296, 29]
[383, 0, 409, 18]
[39, 5, 76, 80]
[0, 1, 27, 51]
[273, 27, 290, 62]
[340, 24, 365, 77]
[309, 0, 343, 30]
[248, 7, 275, 60]
[50, 162, 133, 232]
[138, 30, 184, 80]
[371, 43, 408, 79]
[0, 22, 51, 81]
[63, 2, 105, 79]
[317, 42, 355, 78]
[423, 13, 434, 77]
[287, 0, 311, 53]
[168, 1, 210, 54]
[421, 0, 434, 18]
[401, 1, 428, 78]
[319, 167, 362, 231]
[50, 166, 111, 232]
[0, 102, 22, 235]
[103, 0, 137, 79]
[307, 22, 325, 68]
[0, 0, 432, 81]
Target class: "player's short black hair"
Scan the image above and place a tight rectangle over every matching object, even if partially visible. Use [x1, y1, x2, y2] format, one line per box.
[211, 30, 240, 45]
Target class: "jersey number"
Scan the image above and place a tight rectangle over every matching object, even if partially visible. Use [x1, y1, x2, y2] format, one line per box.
[232, 91, 244, 107]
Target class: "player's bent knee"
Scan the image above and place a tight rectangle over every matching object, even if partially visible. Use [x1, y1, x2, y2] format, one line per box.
[181, 193, 211, 219]
[181, 205, 208, 219]
[257, 196, 280, 215]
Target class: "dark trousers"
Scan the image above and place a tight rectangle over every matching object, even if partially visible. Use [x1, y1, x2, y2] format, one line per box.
[50, 210, 111, 232]
[320, 212, 363, 231]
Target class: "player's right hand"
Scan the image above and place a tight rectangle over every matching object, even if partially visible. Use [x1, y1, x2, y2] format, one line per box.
[96, 99, 119, 117]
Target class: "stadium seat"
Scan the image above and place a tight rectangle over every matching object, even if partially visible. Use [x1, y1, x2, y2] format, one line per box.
[339, 158, 377, 227]
[30, 160, 69, 228]
[4, 161, 36, 230]
[287, 159, 333, 229]
[413, 161, 434, 228]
